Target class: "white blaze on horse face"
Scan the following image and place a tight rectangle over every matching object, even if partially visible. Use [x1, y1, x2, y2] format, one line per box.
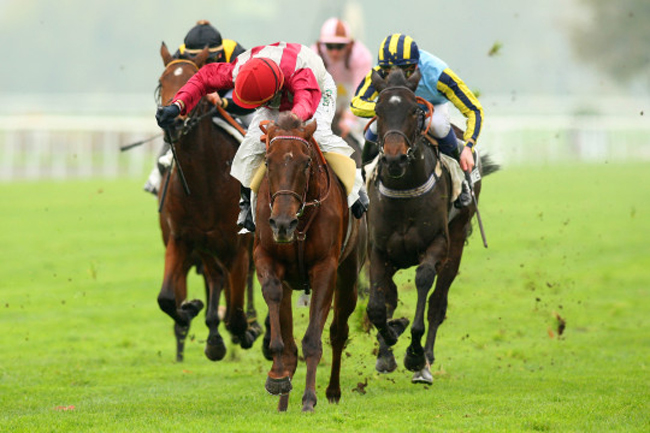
[388, 95, 402, 105]
[174, 66, 184, 76]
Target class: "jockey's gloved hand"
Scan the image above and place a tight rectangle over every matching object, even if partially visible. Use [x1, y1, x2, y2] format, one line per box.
[156, 104, 181, 128]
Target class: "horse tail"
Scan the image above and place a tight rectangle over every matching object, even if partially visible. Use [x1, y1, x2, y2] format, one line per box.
[479, 152, 501, 177]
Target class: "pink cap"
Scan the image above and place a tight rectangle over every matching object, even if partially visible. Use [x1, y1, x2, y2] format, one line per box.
[319, 17, 352, 44]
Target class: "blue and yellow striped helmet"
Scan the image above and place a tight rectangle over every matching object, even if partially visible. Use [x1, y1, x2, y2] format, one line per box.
[378, 33, 420, 67]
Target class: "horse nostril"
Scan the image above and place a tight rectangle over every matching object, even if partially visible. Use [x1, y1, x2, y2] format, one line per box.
[269, 218, 277, 231]
[399, 154, 408, 163]
[288, 218, 298, 232]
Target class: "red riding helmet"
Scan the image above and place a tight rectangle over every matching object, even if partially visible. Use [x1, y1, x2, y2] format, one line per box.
[233, 57, 285, 109]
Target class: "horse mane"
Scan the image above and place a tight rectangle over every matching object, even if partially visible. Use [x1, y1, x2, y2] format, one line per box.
[276, 112, 302, 130]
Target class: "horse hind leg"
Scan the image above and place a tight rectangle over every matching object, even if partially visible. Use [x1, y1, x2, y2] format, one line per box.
[326, 263, 359, 404]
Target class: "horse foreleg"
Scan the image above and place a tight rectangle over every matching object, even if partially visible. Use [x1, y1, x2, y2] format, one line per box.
[158, 239, 202, 362]
[258, 257, 292, 398]
[423, 215, 470, 371]
[326, 259, 359, 404]
[301, 260, 337, 412]
[367, 249, 407, 348]
[200, 256, 227, 361]
[405, 235, 447, 373]
[276, 284, 298, 412]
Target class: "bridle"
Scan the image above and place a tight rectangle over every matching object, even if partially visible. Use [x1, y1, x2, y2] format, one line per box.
[364, 86, 434, 161]
[265, 134, 332, 219]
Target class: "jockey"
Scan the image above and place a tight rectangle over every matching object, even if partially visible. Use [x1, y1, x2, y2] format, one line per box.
[311, 17, 372, 141]
[144, 20, 254, 196]
[351, 33, 484, 208]
[156, 42, 369, 233]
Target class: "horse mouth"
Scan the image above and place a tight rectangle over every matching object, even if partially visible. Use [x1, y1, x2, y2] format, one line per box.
[272, 232, 295, 243]
[386, 163, 406, 179]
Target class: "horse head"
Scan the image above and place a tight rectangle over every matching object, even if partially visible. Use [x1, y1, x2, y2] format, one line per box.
[264, 113, 318, 243]
[157, 42, 210, 131]
[371, 68, 423, 178]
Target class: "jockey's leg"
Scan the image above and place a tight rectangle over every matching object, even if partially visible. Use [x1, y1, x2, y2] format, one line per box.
[428, 104, 471, 208]
[314, 75, 368, 218]
[143, 141, 171, 195]
[230, 108, 278, 233]
[236, 185, 256, 233]
[361, 122, 379, 166]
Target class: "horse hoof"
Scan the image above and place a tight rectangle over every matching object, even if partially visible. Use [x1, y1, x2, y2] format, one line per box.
[388, 317, 410, 337]
[205, 336, 226, 361]
[265, 376, 292, 396]
[411, 364, 433, 384]
[239, 322, 262, 349]
[375, 353, 397, 373]
[180, 299, 204, 319]
[404, 347, 426, 372]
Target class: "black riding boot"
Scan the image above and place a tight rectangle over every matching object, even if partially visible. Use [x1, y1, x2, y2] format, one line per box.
[449, 146, 473, 209]
[237, 186, 256, 233]
[361, 140, 379, 166]
[351, 186, 369, 219]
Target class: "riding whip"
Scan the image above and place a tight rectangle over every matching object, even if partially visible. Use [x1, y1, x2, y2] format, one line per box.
[119, 132, 163, 152]
[465, 170, 488, 248]
[164, 128, 191, 196]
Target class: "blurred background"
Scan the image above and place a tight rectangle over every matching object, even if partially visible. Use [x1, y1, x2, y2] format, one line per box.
[1, 0, 649, 180]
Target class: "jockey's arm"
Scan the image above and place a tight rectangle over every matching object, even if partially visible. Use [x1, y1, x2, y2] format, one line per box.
[286, 68, 322, 122]
[350, 67, 381, 118]
[436, 67, 484, 154]
[173, 62, 236, 115]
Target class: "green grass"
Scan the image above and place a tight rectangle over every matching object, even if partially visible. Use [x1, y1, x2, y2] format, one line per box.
[1, 162, 648, 432]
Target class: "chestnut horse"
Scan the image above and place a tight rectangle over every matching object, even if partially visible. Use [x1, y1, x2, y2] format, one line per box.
[156, 42, 261, 362]
[254, 113, 366, 412]
[365, 68, 499, 383]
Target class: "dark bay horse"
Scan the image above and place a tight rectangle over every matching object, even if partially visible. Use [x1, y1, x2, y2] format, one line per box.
[156, 42, 261, 362]
[254, 113, 366, 412]
[365, 68, 499, 383]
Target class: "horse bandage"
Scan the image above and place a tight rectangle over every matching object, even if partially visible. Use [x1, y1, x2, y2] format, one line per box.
[323, 152, 356, 196]
[249, 164, 266, 194]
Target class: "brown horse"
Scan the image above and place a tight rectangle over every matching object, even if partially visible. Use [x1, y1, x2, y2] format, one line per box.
[254, 113, 366, 412]
[365, 68, 499, 383]
[156, 42, 261, 362]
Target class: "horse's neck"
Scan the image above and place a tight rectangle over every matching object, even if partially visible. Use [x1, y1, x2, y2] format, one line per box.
[176, 118, 235, 173]
[307, 149, 327, 199]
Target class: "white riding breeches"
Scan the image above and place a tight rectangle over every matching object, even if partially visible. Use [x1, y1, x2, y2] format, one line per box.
[230, 74, 362, 206]
[425, 102, 452, 139]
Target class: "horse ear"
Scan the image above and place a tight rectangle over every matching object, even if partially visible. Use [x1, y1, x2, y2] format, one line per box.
[406, 68, 421, 91]
[305, 119, 317, 137]
[161, 42, 173, 66]
[194, 46, 211, 68]
[371, 69, 386, 92]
